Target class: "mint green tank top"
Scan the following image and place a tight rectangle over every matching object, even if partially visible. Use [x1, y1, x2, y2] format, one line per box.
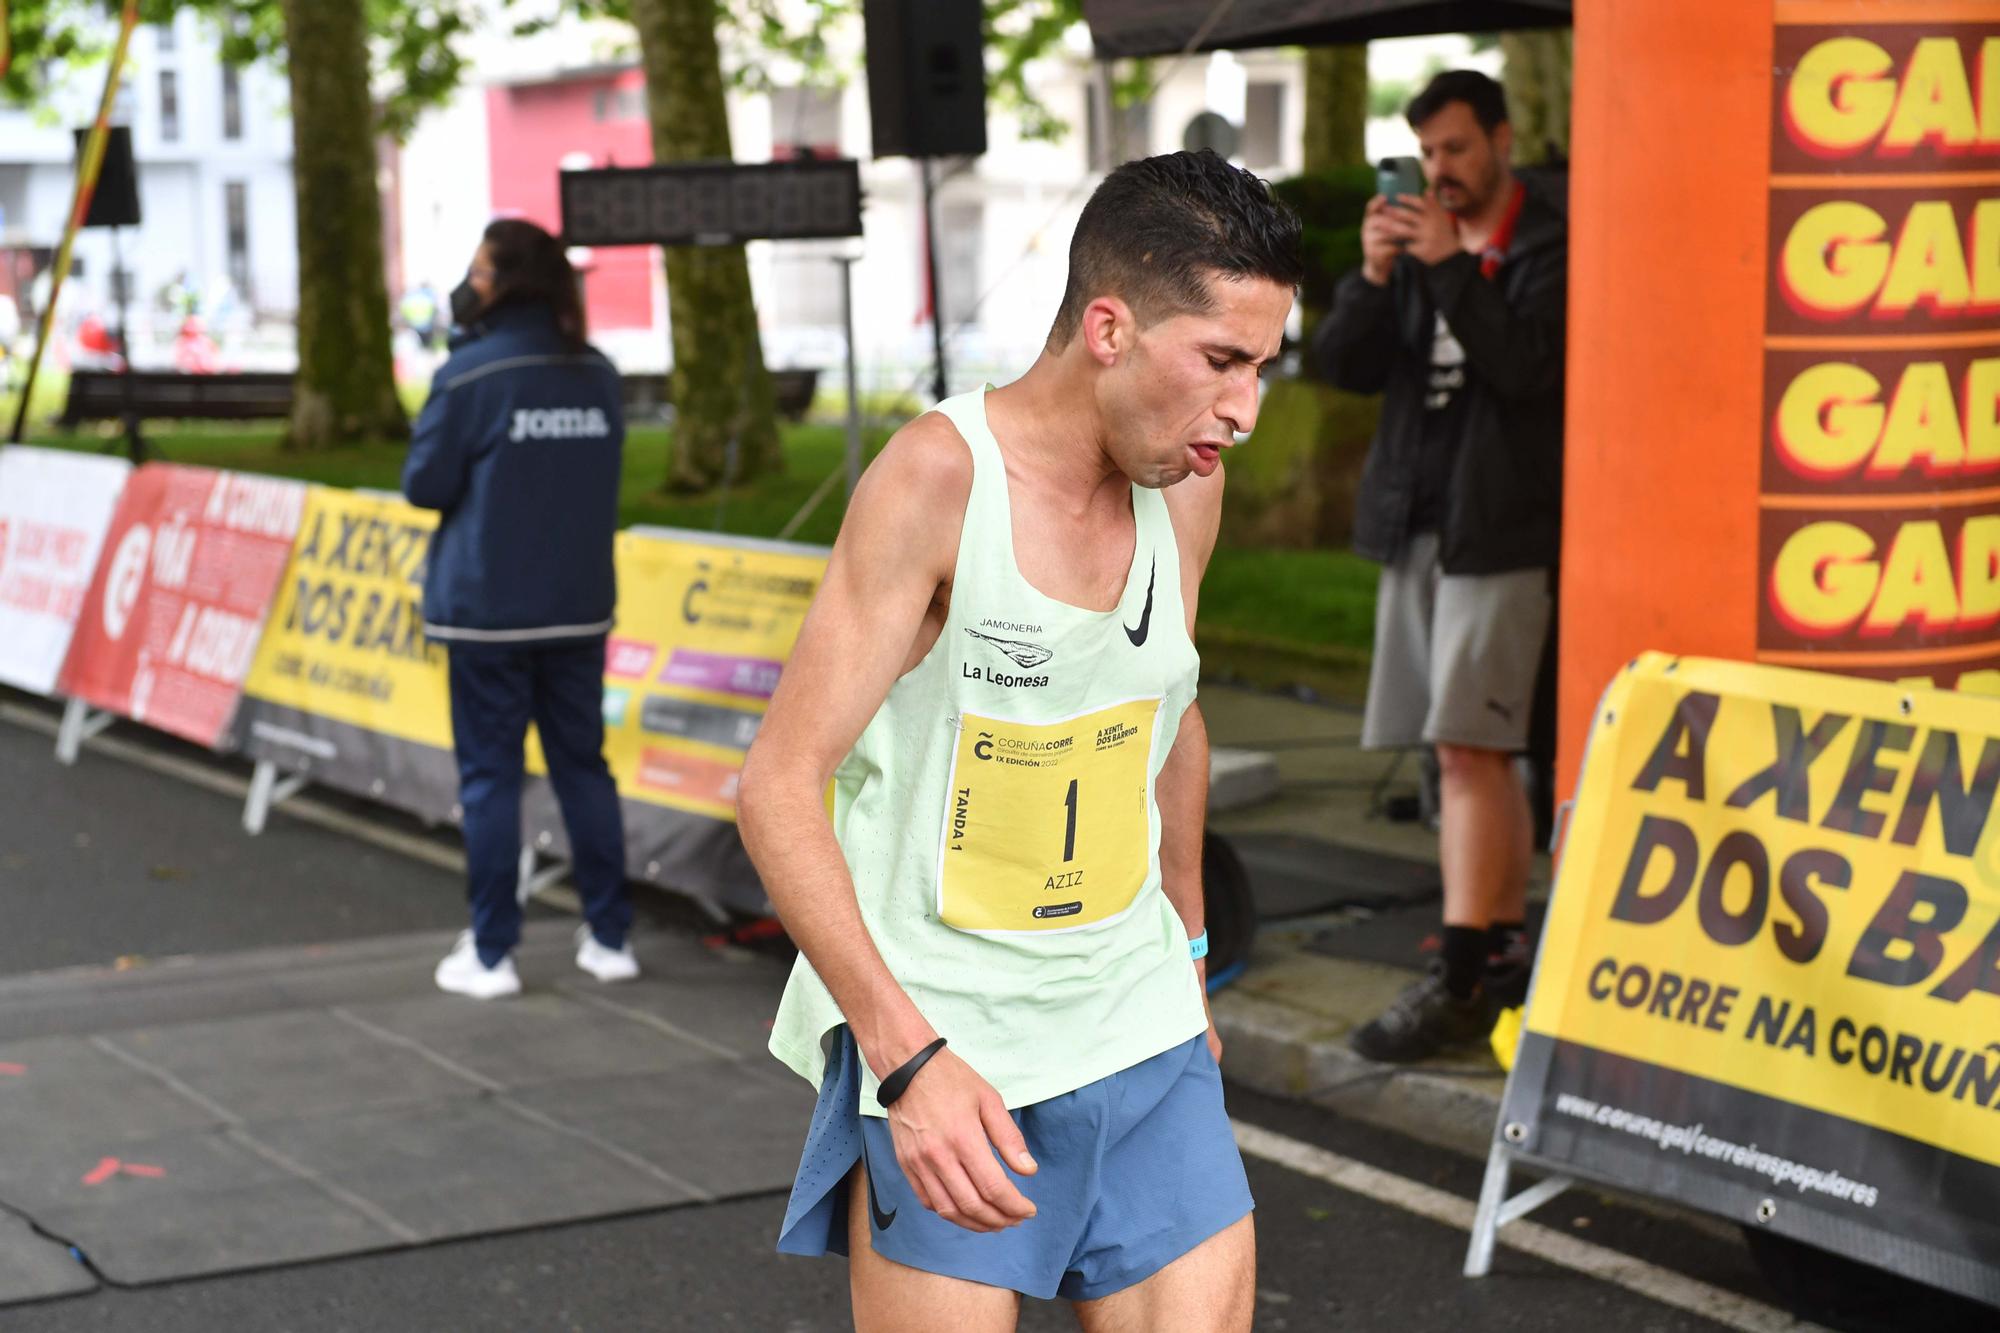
[768, 387, 1209, 1115]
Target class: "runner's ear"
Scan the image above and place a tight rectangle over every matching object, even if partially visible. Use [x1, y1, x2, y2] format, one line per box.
[1080, 295, 1133, 367]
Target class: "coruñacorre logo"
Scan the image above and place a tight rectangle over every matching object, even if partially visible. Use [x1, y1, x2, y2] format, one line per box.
[973, 732, 1071, 768]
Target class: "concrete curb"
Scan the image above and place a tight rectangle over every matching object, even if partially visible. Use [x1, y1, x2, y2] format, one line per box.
[1213, 989, 1507, 1160]
[1209, 747, 1281, 812]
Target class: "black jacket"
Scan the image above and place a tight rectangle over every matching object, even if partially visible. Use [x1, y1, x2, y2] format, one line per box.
[1314, 176, 1566, 574]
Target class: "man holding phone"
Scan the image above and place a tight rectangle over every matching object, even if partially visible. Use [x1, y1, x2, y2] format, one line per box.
[1316, 69, 1567, 1062]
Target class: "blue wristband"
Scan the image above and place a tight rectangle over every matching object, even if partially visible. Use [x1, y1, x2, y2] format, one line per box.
[1189, 930, 1210, 961]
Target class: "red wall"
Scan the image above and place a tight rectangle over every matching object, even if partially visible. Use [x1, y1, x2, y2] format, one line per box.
[486, 70, 656, 333]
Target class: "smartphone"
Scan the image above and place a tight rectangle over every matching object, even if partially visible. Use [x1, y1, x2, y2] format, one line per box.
[1376, 156, 1425, 203]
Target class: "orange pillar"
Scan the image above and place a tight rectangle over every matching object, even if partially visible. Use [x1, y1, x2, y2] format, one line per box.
[1560, 0, 2000, 796]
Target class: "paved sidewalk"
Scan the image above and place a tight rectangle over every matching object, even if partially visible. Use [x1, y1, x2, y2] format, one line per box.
[1198, 684, 1553, 1159]
[0, 705, 811, 1309]
[0, 921, 805, 1305]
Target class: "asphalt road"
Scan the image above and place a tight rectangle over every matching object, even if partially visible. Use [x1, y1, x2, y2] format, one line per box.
[0, 699, 1967, 1331]
[0, 1091, 1766, 1333]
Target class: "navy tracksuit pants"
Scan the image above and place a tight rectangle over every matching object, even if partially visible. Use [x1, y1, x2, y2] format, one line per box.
[447, 638, 630, 968]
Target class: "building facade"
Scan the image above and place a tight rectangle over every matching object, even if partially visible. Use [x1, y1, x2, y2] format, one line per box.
[397, 25, 1310, 390]
[0, 12, 296, 361]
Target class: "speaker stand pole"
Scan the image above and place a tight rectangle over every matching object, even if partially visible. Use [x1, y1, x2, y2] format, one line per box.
[836, 253, 863, 497]
[920, 157, 947, 404]
[109, 224, 144, 464]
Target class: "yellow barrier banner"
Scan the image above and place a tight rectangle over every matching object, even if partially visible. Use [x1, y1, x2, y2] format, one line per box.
[523, 527, 825, 909]
[1504, 654, 2000, 1308]
[234, 502, 826, 910]
[234, 488, 458, 822]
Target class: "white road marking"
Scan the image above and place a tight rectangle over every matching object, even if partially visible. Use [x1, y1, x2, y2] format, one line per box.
[1232, 1119, 1827, 1333]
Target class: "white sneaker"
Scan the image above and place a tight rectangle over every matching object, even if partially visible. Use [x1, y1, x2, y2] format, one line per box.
[434, 931, 521, 999]
[575, 925, 640, 983]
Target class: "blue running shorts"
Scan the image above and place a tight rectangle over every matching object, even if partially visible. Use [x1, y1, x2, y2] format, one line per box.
[775, 1026, 1254, 1301]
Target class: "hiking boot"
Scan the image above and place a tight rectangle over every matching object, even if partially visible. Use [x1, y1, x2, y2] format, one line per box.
[1349, 960, 1497, 1063]
[1483, 958, 1533, 1011]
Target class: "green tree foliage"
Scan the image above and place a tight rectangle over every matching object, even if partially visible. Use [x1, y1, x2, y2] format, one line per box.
[6, 0, 1108, 459]
[4, 0, 420, 446]
[589, 0, 1092, 144]
[3, 0, 487, 138]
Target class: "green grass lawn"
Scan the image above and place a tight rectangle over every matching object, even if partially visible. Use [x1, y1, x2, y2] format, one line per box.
[17, 417, 883, 549]
[8, 398, 1378, 694]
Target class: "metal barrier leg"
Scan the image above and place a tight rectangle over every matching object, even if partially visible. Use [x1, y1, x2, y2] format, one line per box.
[55, 697, 111, 765]
[54, 697, 86, 765]
[519, 853, 572, 907]
[517, 845, 538, 907]
[243, 760, 278, 834]
[1465, 1143, 1513, 1277]
[242, 761, 309, 835]
[1465, 1141, 1578, 1278]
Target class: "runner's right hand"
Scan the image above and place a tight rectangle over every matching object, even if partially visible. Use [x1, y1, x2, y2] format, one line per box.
[884, 1048, 1040, 1233]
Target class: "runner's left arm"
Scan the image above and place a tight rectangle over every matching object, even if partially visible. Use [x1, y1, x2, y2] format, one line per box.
[1160, 465, 1226, 1059]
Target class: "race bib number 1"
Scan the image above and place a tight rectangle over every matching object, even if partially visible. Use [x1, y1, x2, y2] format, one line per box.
[938, 697, 1160, 933]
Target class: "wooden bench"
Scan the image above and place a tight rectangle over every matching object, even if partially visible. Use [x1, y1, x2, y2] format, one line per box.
[621, 367, 821, 423]
[58, 366, 823, 430]
[58, 370, 297, 427]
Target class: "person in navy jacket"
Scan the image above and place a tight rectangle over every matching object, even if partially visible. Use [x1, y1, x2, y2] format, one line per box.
[404, 218, 636, 999]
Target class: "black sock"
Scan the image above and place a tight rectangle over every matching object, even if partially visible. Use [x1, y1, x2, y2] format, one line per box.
[1487, 921, 1528, 971]
[1441, 926, 1487, 1000]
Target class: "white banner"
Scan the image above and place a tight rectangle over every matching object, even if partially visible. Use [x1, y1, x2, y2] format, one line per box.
[0, 447, 132, 696]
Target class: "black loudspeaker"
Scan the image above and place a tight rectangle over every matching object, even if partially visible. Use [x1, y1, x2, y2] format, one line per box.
[74, 126, 142, 228]
[863, 0, 987, 160]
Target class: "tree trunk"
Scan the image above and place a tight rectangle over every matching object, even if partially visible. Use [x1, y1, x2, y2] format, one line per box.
[1292, 45, 1376, 556]
[1302, 44, 1368, 175]
[629, 0, 781, 493]
[278, 0, 407, 448]
[1500, 30, 1573, 166]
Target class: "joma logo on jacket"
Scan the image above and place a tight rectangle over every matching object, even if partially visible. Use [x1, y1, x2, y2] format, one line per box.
[509, 406, 611, 442]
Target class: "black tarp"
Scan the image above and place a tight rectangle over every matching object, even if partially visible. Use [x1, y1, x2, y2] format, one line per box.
[1081, 0, 1570, 58]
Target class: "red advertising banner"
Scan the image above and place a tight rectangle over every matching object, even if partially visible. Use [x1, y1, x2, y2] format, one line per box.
[1756, 11, 2000, 694]
[1769, 23, 2000, 176]
[0, 447, 132, 696]
[58, 465, 306, 749]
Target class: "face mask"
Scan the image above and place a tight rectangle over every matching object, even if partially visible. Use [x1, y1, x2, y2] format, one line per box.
[448, 279, 483, 327]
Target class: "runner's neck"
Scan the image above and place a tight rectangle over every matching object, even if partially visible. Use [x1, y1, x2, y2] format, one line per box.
[984, 363, 1130, 507]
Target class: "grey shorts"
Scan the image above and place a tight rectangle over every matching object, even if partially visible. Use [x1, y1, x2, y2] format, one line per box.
[1362, 531, 1552, 753]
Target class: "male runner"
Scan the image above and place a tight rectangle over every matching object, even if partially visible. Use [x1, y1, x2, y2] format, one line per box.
[738, 150, 1300, 1332]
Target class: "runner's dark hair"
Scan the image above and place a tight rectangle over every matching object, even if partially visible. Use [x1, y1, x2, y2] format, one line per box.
[1047, 149, 1302, 349]
[481, 217, 588, 351]
[1406, 69, 1510, 132]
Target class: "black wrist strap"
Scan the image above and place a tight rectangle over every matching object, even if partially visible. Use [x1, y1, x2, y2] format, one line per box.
[876, 1037, 948, 1108]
